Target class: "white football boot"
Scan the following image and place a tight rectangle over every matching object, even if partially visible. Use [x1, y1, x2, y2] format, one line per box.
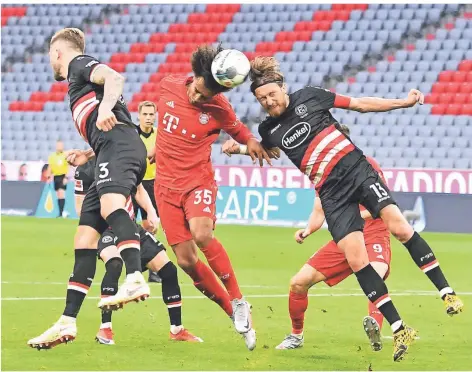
[27, 317, 77, 350]
[98, 271, 150, 311]
[231, 298, 251, 334]
[242, 328, 257, 351]
[275, 334, 304, 350]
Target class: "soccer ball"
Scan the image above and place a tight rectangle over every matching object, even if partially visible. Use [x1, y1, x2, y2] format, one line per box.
[211, 49, 251, 88]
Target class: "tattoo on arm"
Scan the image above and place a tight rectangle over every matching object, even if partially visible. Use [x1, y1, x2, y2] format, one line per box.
[90, 65, 125, 111]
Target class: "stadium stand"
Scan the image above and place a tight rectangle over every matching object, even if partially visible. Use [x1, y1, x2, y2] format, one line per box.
[1, 4, 471, 169]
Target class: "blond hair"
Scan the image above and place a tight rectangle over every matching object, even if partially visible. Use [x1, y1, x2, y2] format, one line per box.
[249, 56, 285, 94]
[50, 28, 85, 53]
[138, 101, 157, 113]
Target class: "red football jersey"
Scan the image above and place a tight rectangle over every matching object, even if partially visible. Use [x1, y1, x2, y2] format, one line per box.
[155, 75, 254, 191]
[362, 156, 389, 239]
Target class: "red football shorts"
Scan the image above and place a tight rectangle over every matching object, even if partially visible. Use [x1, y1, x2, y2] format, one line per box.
[307, 235, 391, 286]
[155, 181, 218, 246]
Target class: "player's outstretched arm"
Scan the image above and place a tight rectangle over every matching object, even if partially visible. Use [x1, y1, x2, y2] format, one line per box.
[90, 64, 125, 131]
[294, 197, 326, 244]
[347, 89, 424, 113]
[135, 183, 159, 234]
[222, 139, 279, 160]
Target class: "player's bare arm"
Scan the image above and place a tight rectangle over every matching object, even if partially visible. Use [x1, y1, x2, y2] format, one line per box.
[135, 183, 159, 234]
[347, 89, 425, 113]
[294, 197, 326, 244]
[221, 139, 279, 161]
[294, 199, 373, 244]
[90, 64, 125, 132]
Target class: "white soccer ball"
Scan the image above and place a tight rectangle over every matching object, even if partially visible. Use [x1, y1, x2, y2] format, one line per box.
[211, 49, 251, 88]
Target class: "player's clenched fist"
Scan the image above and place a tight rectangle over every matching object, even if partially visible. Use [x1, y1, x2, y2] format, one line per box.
[143, 209, 159, 235]
[65, 149, 88, 166]
[404, 89, 424, 108]
[96, 107, 118, 131]
[294, 229, 310, 244]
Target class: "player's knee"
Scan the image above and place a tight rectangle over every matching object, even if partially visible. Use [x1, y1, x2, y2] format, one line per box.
[381, 205, 414, 243]
[176, 254, 198, 272]
[193, 229, 213, 248]
[74, 227, 99, 249]
[290, 275, 310, 294]
[390, 222, 414, 243]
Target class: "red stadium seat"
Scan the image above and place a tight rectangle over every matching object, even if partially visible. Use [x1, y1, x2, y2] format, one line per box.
[333, 10, 351, 21]
[438, 71, 454, 82]
[461, 104, 472, 115]
[150, 33, 171, 44]
[107, 63, 125, 73]
[445, 82, 460, 94]
[295, 31, 312, 41]
[431, 104, 446, 115]
[49, 92, 65, 102]
[9, 101, 21, 111]
[454, 94, 469, 105]
[445, 104, 462, 115]
[452, 71, 467, 83]
[281, 42, 294, 52]
[431, 83, 446, 94]
[128, 101, 139, 112]
[142, 83, 155, 93]
[50, 83, 68, 93]
[458, 60, 472, 72]
[318, 21, 332, 31]
[424, 95, 438, 104]
[467, 71, 472, 82]
[459, 83, 472, 94]
[439, 93, 454, 105]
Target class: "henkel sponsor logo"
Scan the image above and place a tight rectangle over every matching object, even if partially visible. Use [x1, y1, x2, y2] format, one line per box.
[213, 166, 472, 194]
[282, 122, 311, 149]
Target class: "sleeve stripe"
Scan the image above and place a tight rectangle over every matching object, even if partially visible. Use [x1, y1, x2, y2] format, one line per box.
[334, 94, 351, 109]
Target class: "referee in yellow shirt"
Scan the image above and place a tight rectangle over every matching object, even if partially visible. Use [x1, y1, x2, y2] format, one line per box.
[48, 140, 68, 218]
[135, 101, 161, 282]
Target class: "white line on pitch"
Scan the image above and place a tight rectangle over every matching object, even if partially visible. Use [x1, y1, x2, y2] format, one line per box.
[0, 281, 359, 290]
[2, 291, 472, 301]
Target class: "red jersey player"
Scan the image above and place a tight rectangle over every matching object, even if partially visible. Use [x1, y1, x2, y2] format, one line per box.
[152, 45, 270, 351]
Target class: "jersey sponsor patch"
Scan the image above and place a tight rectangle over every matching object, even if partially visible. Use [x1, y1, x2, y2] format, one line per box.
[282, 122, 311, 149]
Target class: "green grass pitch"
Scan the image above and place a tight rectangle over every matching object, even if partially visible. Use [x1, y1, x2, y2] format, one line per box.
[2, 216, 471, 370]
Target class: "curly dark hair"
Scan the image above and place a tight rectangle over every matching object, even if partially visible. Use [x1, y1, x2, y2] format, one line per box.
[191, 44, 231, 94]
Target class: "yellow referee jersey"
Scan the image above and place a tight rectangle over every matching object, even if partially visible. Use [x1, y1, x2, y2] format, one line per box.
[140, 128, 157, 181]
[48, 151, 68, 176]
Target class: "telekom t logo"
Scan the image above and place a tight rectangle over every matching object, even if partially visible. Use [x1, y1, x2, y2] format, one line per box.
[162, 112, 180, 133]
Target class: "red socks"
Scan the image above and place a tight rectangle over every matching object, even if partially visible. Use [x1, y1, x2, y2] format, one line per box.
[289, 291, 308, 335]
[184, 259, 233, 317]
[200, 238, 242, 300]
[368, 301, 384, 330]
